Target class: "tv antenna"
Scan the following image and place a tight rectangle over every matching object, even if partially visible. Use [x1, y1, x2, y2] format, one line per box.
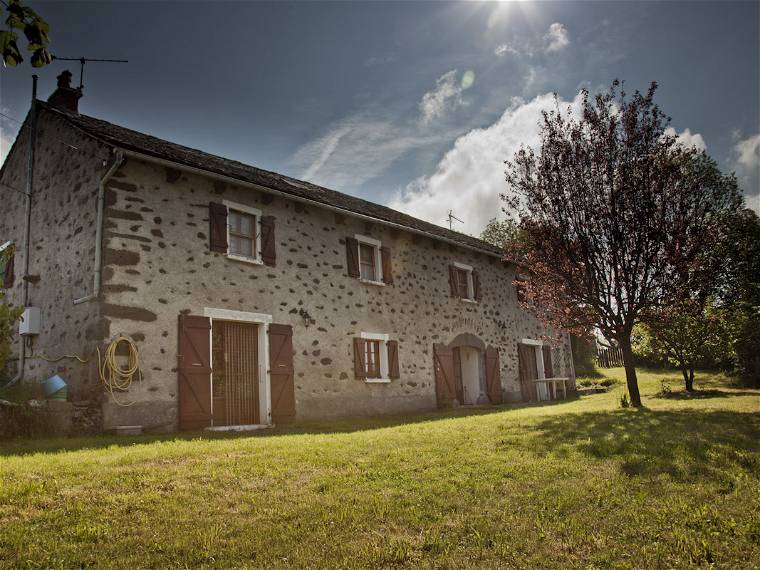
[51, 55, 129, 89]
[445, 210, 463, 230]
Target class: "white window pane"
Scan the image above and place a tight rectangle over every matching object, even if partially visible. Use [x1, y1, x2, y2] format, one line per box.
[240, 237, 253, 257]
[229, 235, 241, 255]
[229, 212, 241, 233]
[240, 215, 252, 236]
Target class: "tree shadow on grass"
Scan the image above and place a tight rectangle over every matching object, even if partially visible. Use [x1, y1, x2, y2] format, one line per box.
[0, 398, 577, 458]
[525, 408, 760, 483]
[653, 389, 757, 400]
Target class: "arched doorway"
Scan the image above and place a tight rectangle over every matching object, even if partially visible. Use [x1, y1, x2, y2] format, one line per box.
[433, 334, 502, 408]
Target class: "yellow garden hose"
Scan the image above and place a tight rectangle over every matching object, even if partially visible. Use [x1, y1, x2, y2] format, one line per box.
[97, 334, 142, 406]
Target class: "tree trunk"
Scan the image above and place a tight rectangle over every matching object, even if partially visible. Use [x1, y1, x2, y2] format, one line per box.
[619, 335, 642, 407]
[686, 366, 695, 392]
[681, 366, 692, 391]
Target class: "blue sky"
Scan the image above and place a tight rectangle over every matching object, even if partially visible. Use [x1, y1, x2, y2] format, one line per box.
[1, 1, 758, 234]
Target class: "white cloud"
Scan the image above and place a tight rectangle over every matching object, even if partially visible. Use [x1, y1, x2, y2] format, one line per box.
[300, 126, 349, 182]
[734, 133, 760, 172]
[293, 113, 442, 190]
[544, 22, 570, 52]
[294, 70, 476, 189]
[731, 133, 760, 214]
[664, 126, 707, 151]
[0, 130, 13, 166]
[419, 70, 474, 125]
[389, 92, 584, 236]
[0, 109, 19, 166]
[494, 43, 518, 57]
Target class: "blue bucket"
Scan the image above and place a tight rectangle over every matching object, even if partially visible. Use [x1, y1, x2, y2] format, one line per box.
[43, 374, 67, 399]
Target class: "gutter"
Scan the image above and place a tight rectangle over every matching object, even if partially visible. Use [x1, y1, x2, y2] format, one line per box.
[73, 150, 125, 305]
[118, 149, 505, 260]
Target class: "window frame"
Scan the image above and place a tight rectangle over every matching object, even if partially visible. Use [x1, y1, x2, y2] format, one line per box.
[355, 234, 384, 286]
[223, 200, 263, 265]
[452, 261, 476, 302]
[515, 273, 530, 304]
[360, 332, 392, 382]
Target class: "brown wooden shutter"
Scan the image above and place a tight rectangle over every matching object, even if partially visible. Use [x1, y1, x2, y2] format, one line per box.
[2, 246, 14, 288]
[260, 215, 276, 266]
[177, 314, 213, 430]
[542, 345, 554, 378]
[485, 346, 503, 404]
[381, 246, 393, 284]
[433, 343, 457, 408]
[517, 343, 538, 402]
[209, 202, 228, 253]
[269, 323, 295, 423]
[387, 340, 400, 379]
[473, 271, 481, 301]
[448, 265, 459, 297]
[353, 337, 366, 379]
[346, 237, 359, 278]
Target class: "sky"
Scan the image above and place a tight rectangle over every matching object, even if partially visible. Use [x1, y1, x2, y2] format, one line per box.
[1, 1, 758, 236]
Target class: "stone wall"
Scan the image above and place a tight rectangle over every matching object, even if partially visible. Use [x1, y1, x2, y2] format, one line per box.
[100, 156, 572, 428]
[0, 107, 115, 402]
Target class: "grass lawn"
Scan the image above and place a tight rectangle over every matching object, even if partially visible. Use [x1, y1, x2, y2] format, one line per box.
[1, 368, 759, 569]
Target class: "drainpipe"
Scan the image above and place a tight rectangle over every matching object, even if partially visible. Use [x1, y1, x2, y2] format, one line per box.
[73, 150, 124, 305]
[7, 76, 38, 387]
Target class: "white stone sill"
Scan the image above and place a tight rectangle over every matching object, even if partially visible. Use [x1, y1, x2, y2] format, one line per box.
[226, 253, 263, 266]
[359, 278, 386, 287]
[364, 378, 391, 384]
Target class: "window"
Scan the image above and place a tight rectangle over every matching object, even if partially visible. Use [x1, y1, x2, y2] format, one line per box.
[359, 242, 377, 282]
[515, 274, 530, 304]
[229, 210, 257, 259]
[219, 200, 264, 264]
[347, 234, 391, 285]
[450, 262, 479, 301]
[354, 333, 400, 382]
[364, 339, 382, 379]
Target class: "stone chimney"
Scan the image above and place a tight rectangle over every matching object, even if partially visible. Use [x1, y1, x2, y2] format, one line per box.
[47, 70, 82, 113]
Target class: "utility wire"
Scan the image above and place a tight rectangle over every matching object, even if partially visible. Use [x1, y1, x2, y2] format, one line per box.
[0, 181, 29, 197]
[0, 110, 112, 163]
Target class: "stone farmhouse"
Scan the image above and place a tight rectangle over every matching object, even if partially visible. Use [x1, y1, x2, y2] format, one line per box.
[0, 74, 575, 432]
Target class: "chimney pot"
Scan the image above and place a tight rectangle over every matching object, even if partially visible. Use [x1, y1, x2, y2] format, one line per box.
[47, 69, 82, 114]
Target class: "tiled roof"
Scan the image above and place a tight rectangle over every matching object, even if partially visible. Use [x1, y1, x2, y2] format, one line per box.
[42, 102, 504, 256]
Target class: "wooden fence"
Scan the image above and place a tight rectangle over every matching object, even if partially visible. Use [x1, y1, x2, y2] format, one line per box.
[596, 346, 624, 368]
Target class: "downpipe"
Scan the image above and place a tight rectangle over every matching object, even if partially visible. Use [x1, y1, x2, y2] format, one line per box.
[73, 150, 125, 305]
[6, 77, 38, 388]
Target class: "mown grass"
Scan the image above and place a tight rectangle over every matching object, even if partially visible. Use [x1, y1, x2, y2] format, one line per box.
[1, 368, 759, 568]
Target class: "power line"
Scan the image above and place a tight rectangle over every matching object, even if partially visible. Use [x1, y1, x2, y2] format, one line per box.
[0, 110, 112, 163]
[0, 181, 30, 197]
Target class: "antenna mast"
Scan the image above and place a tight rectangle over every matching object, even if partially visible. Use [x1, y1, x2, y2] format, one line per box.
[445, 210, 463, 231]
[51, 55, 128, 89]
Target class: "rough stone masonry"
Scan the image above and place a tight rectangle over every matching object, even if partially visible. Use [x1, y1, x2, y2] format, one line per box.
[0, 98, 574, 433]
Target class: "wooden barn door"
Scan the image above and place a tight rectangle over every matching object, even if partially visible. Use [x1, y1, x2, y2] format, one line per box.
[269, 324, 295, 424]
[518, 343, 538, 402]
[484, 346, 503, 404]
[433, 343, 457, 408]
[212, 321, 260, 426]
[178, 315, 212, 430]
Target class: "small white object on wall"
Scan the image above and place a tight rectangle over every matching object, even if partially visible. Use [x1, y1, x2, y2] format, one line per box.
[19, 307, 40, 335]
